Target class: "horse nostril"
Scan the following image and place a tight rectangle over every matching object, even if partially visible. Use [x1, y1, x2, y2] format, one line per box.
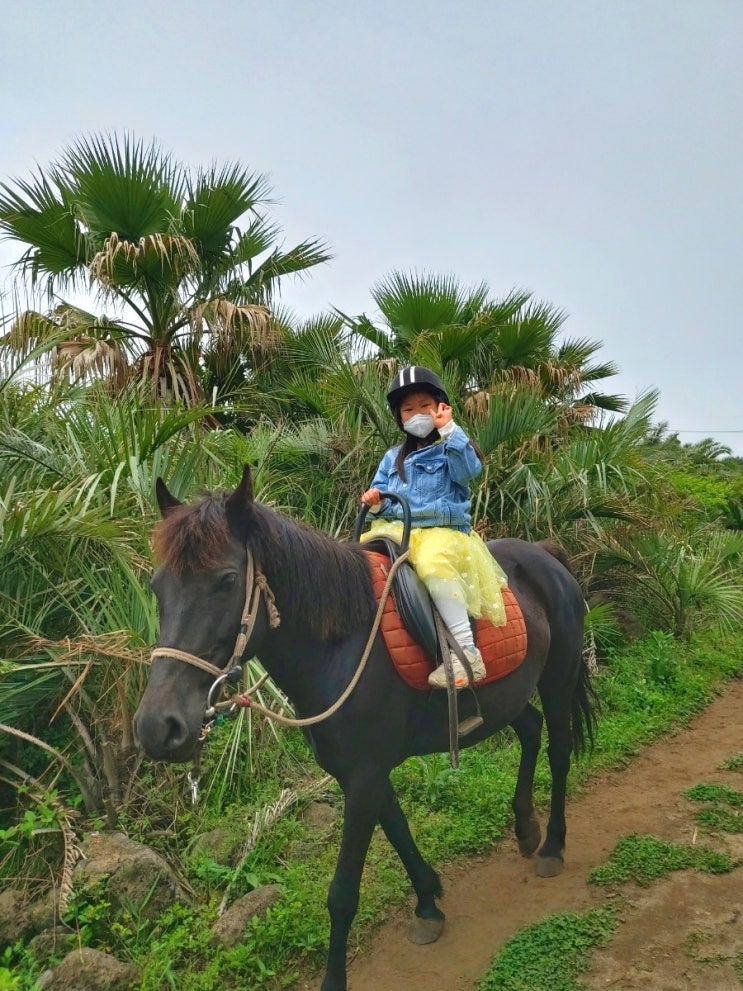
[163, 713, 190, 751]
[134, 705, 195, 760]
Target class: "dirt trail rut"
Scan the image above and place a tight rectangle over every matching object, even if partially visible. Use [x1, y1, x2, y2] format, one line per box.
[342, 678, 743, 991]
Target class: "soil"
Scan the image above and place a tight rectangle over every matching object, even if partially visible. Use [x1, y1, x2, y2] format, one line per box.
[338, 678, 743, 991]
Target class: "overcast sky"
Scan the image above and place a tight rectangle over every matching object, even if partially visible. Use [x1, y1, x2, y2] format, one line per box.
[2, 0, 742, 454]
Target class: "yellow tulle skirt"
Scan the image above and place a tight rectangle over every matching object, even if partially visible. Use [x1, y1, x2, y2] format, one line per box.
[361, 520, 508, 626]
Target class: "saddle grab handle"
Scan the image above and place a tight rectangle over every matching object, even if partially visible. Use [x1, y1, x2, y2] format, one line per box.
[352, 491, 411, 553]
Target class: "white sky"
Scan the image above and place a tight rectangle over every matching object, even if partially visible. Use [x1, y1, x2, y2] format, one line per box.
[2, 0, 742, 454]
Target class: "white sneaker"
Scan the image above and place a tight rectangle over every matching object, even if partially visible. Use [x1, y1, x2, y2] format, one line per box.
[428, 647, 486, 690]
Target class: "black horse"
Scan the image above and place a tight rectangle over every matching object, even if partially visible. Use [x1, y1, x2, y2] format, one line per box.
[133, 466, 597, 991]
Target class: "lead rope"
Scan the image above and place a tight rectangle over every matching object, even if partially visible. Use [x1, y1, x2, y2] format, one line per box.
[225, 550, 410, 728]
[149, 549, 410, 802]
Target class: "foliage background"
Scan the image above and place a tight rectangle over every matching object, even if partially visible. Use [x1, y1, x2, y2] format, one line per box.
[1, 135, 742, 988]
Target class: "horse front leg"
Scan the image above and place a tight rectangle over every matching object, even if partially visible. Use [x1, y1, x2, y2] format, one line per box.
[322, 775, 383, 991]
[510, 702, 544, 857]
[378, 778, 445, 944]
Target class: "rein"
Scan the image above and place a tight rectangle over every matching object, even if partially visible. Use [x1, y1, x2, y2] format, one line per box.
[149, 545, 410, 737]
[220, 549, 410, 728]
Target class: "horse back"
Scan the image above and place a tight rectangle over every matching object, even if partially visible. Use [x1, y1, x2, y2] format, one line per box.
[488, 537, 584, 629]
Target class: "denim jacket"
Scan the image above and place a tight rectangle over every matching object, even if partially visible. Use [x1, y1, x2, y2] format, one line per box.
[369, 425, 481, 532]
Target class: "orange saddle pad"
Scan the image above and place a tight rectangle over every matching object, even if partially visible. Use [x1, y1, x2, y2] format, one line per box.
[365, 551, 528, 691]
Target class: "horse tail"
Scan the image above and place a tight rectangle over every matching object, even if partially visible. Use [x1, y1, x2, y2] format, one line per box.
[571, 643, 600, 756]
[536, 538, 573, 574]
[536, 538, 599, 754]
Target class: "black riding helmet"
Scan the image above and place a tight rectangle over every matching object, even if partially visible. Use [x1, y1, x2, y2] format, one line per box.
[386, 366, 450, 428]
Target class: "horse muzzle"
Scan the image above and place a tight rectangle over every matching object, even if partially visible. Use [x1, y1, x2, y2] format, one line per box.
[133, 697, 202, 763]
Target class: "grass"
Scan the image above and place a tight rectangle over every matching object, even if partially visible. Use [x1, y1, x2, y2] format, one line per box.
[588, 833, 734, 886]
[721, 753, 743, 772]
[477, 907, 618, 991]
[684, 782, 743, 834]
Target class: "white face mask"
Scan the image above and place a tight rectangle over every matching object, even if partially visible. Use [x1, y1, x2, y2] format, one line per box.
[403, 413, 435, 438]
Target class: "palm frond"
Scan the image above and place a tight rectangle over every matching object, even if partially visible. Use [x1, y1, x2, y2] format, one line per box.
[90, 231, 200, 288]
[0, 170, 88, 295]
[52, 337, 129, 384]
[244, 238, 332, 301]
[466, 384, 557, 454]
[182, 164, 272, 256]
[194, 299, 278, 369]
[59, 133, 183, 240]
[371, 271, 492, 332]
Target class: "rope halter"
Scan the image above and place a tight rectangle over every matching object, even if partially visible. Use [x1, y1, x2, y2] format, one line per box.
[149, 549, 280, 690]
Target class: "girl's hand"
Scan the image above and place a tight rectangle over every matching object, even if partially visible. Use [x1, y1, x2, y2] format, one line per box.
[432, 402, 453, 430]
[360, 487, 383, 507]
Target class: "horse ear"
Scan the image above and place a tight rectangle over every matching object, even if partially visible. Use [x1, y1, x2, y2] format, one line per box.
[155, 477, 183, 517]
[226, 464, 254, 537]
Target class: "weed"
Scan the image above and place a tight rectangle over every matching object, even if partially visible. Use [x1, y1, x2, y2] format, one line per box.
[588, 833, 733, 887]
[478, 907, 617, 991]
[412, 753, 459, 807]
[645, 630, 682, 686]
[721, 752, 743, 772]
[0, 968, 20, 991]
[684, 782, 743, 833]
[685, 929, 732, 965]
[685, 783, 743, 807]
[0, 945, 33, 991]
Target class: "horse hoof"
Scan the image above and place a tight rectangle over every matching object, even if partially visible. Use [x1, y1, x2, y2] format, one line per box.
[517, 819, 541, 858]
[407, 914, 445, 944]
[535, 855, 564, 878]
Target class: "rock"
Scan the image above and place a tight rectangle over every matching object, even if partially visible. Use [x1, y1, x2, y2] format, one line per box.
[287, 800, 340, 859]
[74, 831, 189, 920]
[302, 801, 339, 838]
[27, 926, 77, 964]
[189, 827, 243, 866]
[0, 888, 33, 946]
[28, 889, 61, 933]
[211, 884, 282, 949]
[37, 947, 139, 990]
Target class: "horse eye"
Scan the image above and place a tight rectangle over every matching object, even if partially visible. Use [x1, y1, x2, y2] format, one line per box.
[220, 572, 238, 589]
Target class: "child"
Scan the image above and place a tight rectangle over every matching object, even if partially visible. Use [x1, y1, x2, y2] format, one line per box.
[360, 366, 507, 689]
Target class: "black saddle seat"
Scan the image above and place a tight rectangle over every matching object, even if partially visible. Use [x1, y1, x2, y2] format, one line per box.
[362, 535, 439, 663]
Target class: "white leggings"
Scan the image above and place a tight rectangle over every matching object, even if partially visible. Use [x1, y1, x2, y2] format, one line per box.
[424, 578, 475, 653]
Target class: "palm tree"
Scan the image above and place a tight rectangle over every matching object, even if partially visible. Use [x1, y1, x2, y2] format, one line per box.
[341, 270, 627, 424]
[0, 133, 330, 403]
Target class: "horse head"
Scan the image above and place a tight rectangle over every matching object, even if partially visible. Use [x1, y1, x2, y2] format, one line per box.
[134, 466, 268, 762]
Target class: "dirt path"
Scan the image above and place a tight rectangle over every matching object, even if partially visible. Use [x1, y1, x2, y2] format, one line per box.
[343, 678, 743, 991]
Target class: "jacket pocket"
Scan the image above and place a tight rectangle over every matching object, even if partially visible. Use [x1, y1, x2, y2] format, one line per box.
[414, 461, 445, 499]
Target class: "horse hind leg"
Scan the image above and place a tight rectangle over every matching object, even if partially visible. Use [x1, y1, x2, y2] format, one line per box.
[378, 778, 445, 945]
[510, 702, 543, 857]
[534, 691, 574, 878]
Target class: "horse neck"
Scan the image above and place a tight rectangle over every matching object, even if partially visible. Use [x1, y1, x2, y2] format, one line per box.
[248, 505, 375, 693]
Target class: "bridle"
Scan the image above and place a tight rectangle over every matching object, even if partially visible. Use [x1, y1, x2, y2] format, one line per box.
[150, 548, 280, 712]
[148, 545, 409, 802]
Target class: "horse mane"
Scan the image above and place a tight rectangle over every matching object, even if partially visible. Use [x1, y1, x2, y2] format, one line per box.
[152, 491, 377, 642]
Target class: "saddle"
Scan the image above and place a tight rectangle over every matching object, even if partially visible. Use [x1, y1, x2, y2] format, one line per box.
[362, 541, 528, 693]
